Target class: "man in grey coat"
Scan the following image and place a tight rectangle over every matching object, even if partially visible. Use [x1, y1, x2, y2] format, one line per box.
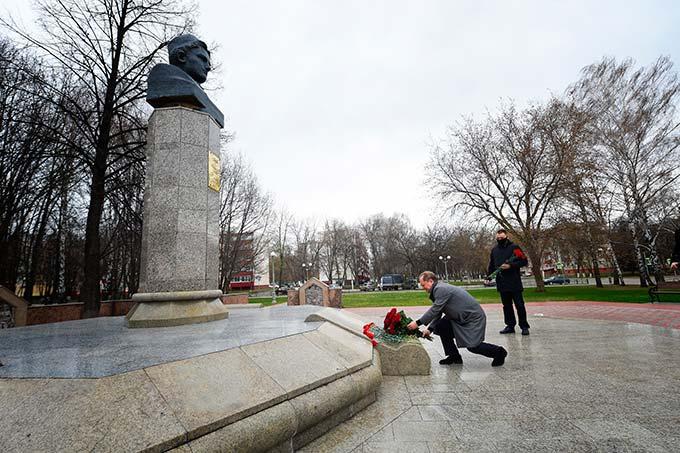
[407, 271, 507, 367]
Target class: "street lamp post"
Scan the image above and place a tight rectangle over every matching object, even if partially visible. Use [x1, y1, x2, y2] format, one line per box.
[302, 262, 313, 281]
[270, 251, 277, 304]
[438, 255, 451, 281]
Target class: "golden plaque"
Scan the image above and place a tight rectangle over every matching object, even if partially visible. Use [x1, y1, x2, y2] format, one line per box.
[208, 153, 220, 192]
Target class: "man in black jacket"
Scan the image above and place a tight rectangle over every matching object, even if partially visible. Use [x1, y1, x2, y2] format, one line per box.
[485, 229, 530, 335]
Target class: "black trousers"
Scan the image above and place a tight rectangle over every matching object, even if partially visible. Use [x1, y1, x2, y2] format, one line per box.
[430, 318, 504, 359]
[500, 291, 530, 329]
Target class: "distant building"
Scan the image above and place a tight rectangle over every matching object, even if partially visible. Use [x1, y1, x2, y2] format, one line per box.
[224, 232, 270, 291]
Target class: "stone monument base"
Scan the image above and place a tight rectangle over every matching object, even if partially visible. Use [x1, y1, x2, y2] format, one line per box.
[305, 308, 432, 376]
[0, 306, 380, 452]
[375, 338, 431, 376]
[126, 289, 228, 328]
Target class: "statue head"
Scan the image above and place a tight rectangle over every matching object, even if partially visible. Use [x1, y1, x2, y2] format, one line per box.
[167, 34, 212, 84]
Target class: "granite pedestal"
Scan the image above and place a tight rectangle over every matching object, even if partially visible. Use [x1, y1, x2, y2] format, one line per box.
[0, 306, 382, 452]
[127, 106, 228, 328]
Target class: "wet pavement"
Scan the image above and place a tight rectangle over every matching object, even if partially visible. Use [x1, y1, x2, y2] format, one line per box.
[301, 308, 680, 452]
[0, 305, 322, 378]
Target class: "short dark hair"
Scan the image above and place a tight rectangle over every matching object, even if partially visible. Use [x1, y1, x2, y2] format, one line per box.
[496, 228, 507, 234]
[418, 271, 438, 282]
[168, 38, 209, 66]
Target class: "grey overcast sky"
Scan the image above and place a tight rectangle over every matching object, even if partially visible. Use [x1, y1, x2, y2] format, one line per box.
[5, 1, 680, 228]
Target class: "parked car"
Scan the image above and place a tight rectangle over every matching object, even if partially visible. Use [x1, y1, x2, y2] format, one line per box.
[379, 274, 404, 291]
[274, 284, 291, 295]
[544, 276, 571, 285]
[359, 281, 376, 292]
[402, 278, 419, 290]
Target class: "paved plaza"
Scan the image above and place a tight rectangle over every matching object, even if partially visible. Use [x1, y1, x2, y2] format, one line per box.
[302, 305, 680, 453]
[2, 302, 679, 452]
[0, 305, 322, 378]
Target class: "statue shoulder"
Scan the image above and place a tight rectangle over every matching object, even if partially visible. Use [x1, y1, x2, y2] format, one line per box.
[149, 63, 193, 83]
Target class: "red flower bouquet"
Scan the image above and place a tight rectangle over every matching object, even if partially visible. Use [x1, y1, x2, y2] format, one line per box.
[487, 247, 527, 280]
[362, 308, 432, 347]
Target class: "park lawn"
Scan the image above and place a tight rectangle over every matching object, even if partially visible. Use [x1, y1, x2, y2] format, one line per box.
[248, 296, 287, 306]
[339, 285, 650, 308]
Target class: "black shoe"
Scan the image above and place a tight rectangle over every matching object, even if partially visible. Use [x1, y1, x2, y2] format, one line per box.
[491, 348, 507, 367]
[521, 328, 530, 336]
[499, 326, 515, 334]
[439, 355, 463, 365]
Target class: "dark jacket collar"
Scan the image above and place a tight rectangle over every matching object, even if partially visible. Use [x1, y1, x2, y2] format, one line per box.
[497, 238, 513, 248]
[428, 281, 438, 301]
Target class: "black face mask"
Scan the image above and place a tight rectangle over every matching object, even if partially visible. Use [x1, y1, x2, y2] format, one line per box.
[497, 238, 508, 245]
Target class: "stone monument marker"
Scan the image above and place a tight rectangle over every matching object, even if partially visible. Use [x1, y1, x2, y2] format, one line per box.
[127, 34, 229, 327]
[288, 278, 342, 308]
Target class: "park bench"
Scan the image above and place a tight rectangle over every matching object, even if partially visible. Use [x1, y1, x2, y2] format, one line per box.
[649, 281, 680, 303]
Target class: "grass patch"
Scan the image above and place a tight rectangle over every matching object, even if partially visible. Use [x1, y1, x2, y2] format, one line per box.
[248, 296, 287, 306]
[340, 286, 650, 308]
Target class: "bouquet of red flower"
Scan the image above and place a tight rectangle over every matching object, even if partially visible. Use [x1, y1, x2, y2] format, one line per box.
[362, 308, 432, 346]
[487, 247, 527, 280]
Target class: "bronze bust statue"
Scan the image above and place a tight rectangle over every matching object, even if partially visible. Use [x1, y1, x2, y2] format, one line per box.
[147, 34, 224, 127]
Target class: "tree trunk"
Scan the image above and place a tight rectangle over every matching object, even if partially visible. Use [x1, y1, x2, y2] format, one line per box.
[82, 165, 106, 318]
[635, 205, 665, 284]
[23, 196, 53, 303]
[51, 182, 69, 302]
[607, 241, 625, 286]
[590, 253, 603, 288]
[628, 221, 650, 287]
[526, 245, 545, 292]
[81, 5, 126, 317]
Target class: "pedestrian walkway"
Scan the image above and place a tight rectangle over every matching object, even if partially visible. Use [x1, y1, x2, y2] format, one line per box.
[348, 301, 680, 331]
[301, 305, 680, 452]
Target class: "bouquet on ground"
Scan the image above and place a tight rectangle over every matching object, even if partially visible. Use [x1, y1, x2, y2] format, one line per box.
[487, 247, 527, 280]
[362, 308, 433, 346]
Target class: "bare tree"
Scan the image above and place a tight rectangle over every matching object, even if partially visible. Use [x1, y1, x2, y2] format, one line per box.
[342, 225, 370, 286]
[3, 0, 194, 316]
[429, 99, 583, 291]
[218, 150, 274, 292]
[320, 219, 347, 285]
[271, 209, 294, 286]
[568, 56, 680, 285]
[360, 214, 388, 279]
[289, 219, 323, 282]
[0, 37, 83, 299]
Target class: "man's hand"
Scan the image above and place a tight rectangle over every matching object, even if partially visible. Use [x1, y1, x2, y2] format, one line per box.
[407, 320, 418, 330]
[672, 262, 679, 270]
[423, 328, 431, 337]
[500, 263, 511, 270]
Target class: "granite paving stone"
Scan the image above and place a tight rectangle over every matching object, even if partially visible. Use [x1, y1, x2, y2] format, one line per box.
[572, 418, 657, 440]
[241, 333, 347, 398]
[361, 441, 429, 453]
[0, 305, 323, 378]
[144, 347, 288, 438]
[306, 310, 680, 452]
[427, 439, 499, 452]
[493, 438, 598, 453]
[303, 322, 373, 372]
[4, 304, 680, 452]
[1, 370, 186, 452]
[391, 420, 457, 442]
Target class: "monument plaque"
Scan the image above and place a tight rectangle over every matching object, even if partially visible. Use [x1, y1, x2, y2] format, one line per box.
[305, 284, 324, 306]
[208, 152, 221, 191]
[127, 34, 229, 328]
